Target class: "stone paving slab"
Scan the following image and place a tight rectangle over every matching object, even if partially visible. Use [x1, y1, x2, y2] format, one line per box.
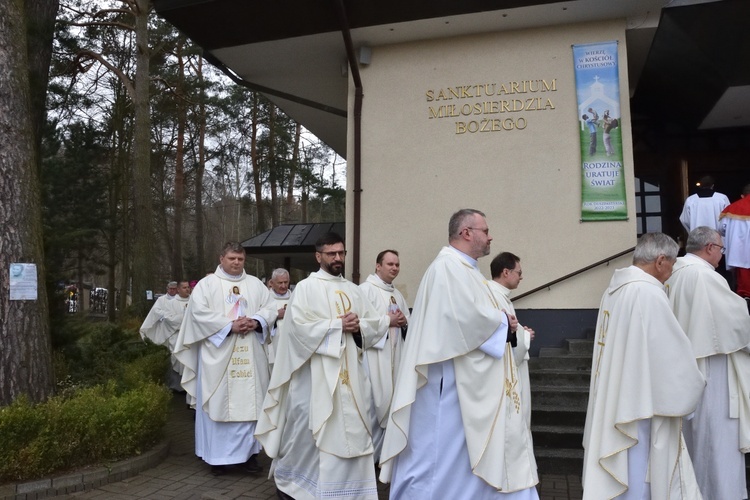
[2, 395, 582, 500]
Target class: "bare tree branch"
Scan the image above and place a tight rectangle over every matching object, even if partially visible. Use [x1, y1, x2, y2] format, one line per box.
[153, 76, 197, 106]
[75, 50, 135, 98]
[93, 8, 134, 18]
[65, 20, 134, 31]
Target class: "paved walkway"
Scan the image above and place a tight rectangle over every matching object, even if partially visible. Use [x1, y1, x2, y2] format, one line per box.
[62, 395, 582, 500]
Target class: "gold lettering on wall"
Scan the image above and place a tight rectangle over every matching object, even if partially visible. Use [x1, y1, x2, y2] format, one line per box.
[425, 79, 559, 135]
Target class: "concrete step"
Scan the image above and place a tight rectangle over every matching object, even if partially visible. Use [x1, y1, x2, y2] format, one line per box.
[564, 338, 594, 355]
[532, 404, 587, 427]
[530, 353, 592, 371]
[538, 347, 568, 357]
[530, 368, 591, 387]
[532, 424, 585, 449]
[534, 447, 583, 476]
[532, 385, 590, 407]
[529, 337, 590, 478]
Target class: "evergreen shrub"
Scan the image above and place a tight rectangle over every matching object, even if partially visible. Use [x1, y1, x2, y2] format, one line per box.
[52, 316, 170, 390]
[0, 318, 173, 483]
[0, 382, 170, 482]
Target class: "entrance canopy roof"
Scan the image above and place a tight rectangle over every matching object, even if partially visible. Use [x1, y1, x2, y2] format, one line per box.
[154, 0, 750, 157]
[630, 0, 750, 130]
[241, 222, 345, 273]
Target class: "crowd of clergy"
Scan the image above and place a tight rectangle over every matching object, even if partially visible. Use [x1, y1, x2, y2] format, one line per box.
[138, 201, 750, 500]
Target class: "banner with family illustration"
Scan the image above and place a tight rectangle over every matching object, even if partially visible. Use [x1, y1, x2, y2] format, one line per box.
[573, 41, 627, 221]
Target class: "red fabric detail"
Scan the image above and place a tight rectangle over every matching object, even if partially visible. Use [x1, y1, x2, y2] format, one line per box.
[722, 196, 750, 218]
[736, 268, 750, 298]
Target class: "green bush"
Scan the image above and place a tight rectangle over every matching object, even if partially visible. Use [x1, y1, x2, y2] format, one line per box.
[51, 317, 170, 391]
[0, 317, 174, 482]
[0, 382, 170, 482]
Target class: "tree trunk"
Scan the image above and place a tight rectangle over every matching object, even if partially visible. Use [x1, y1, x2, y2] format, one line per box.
[268, 105, 280, 228]
[24, 0, 58, 169]
[131, 0, 153, 316]
[251, 93, 266, 232]
[172, 38, 186, 279]
[195, 56, 206, 272]
[76, 244, 84, 315]
[117, 98, 131, 315]
[0, 0, 55, 405]
[285, 123, 301, 222]
[301, 189, 309, 223]
[106, 215, 117, 321]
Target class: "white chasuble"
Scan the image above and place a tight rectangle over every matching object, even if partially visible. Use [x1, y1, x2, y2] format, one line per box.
[266, 291, 291, 366]
[140, 294, 189, 349]
[667, 254, 750, 360]
[582, 266, 705, 500]
[140, 294, 189, 376]
[256, 270, 389, 500]
[380, 247, 538, 497]
[666, 254, 750, 499]
[359, 273, 410, 460]
[487, 280, 533, 429]
[174, 267, 277, 423]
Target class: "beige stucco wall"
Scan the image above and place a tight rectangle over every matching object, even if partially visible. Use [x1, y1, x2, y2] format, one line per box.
[346, 20, 637, 309]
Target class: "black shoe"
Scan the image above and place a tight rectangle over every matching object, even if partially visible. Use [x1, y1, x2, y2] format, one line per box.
[241, 455, 263, 474]
[211, 465, 228, 476]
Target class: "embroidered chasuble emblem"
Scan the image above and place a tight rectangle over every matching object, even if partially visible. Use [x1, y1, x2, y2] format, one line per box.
[387, 295, 400, 350]
[220, 282, 256, 420]
[593, 310, 610, 386]
[504, 351, 521, 414]
[334, 290, 352, 315]
[483, 279, 521, 413]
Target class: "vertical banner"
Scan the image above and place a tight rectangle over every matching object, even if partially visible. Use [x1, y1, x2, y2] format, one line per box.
[573, 41, 627, 221]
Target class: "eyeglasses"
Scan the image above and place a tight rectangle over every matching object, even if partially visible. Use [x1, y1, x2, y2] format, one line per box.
[319, 250, 347, 258]
[509, 269, 523, 277]
[465, 227, 489, 235]
[708, 243, 725, 254]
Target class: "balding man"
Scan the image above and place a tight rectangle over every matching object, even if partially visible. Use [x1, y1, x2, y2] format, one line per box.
[380, 209, 538, 499]
[666, 226, 750, 499]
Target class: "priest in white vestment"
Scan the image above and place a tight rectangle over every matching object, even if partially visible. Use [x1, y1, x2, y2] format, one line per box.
[379, 209, 539, 499]
[140, 280, 192, 399]
[359, 249, 410, 462]
[266, 268, 292, 368]
[256, 232, 390, 500]
[174, 242, 277, 475]
[582, 232, 705, 500]
[489, 252, 535, 429]
[665, 226, 750, 499]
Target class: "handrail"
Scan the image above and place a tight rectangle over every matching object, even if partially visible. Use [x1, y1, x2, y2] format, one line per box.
[511, 246, 635, 302]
